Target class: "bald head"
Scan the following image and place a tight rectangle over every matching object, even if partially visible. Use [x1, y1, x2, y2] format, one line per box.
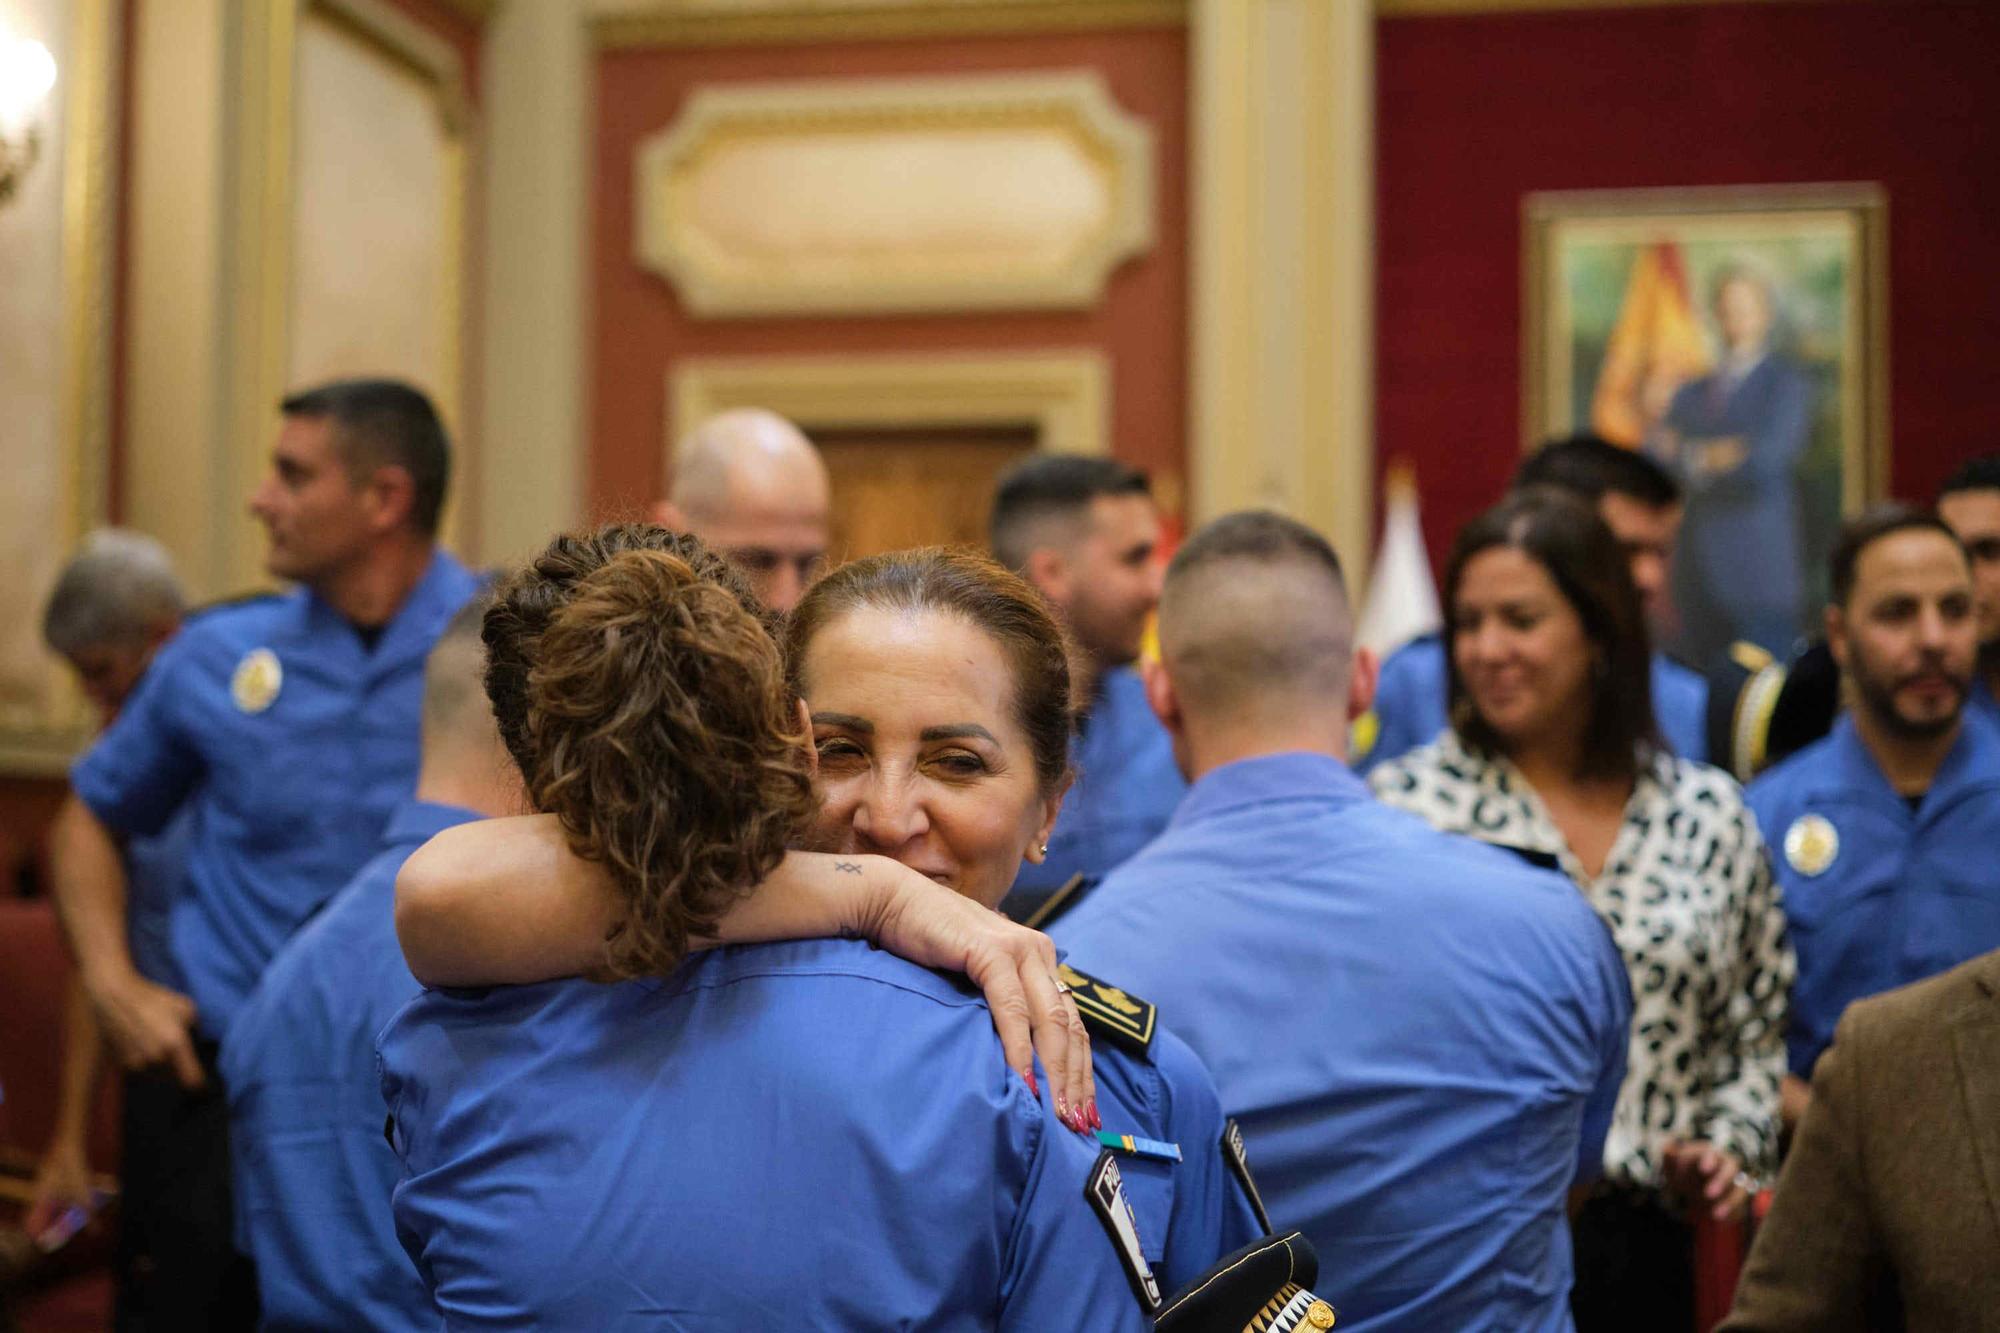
[660, 409, 831, 612]
[1158, 512, 1354, 728]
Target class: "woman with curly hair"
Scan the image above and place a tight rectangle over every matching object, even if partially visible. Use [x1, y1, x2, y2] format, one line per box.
[378, 527, 1148, 1329]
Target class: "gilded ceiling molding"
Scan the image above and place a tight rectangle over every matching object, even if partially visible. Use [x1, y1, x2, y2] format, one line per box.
[590, 0, 1187, 49]
[635, 70, 1156, 318]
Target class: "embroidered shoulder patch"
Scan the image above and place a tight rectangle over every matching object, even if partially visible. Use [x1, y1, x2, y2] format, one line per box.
[1086, 1148, 1162, 1314]
[1059, 962, 1157, 1055]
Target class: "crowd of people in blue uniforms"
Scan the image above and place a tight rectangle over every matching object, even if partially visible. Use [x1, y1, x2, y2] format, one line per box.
[18, 371, 2000, 1332]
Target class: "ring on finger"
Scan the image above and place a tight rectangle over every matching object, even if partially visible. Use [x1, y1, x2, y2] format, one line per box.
[1732, 1171, 1761, 1194]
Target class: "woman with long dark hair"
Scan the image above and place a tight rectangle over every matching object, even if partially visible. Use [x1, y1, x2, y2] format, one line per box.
[1369, 487, 1792, 1331]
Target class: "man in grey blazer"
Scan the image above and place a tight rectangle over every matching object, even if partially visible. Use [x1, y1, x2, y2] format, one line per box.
[1721, 947, 2000, 1332]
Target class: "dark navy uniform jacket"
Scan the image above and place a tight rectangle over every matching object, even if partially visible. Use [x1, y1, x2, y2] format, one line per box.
[378, 937, 1152, 1331]
[1747, 709, 2000, 1077]
[222, 799, 475, 1331]
[1054, 753, 1632, 1332]
[1357, 633, 1708, 775]
[70, 551, 479, 1039]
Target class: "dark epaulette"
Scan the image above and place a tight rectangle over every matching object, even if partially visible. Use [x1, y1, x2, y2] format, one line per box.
[1021, 873, 1098, 931]
[1490, 844, 1563, 875]
[1057, 960, 1156, 1056]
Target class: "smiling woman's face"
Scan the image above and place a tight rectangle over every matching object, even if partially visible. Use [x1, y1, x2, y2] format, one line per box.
[801, 604, 1065, 910]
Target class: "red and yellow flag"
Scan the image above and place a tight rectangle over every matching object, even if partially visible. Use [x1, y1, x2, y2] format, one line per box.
[1589, 241, 1712, 446]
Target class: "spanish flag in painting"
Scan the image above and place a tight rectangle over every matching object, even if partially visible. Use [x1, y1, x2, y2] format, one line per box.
[1589, 241, 1712, 447]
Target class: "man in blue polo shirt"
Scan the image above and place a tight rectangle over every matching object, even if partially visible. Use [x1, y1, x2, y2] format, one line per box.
[223, 598, 511, 1330]
[47, 379, 479, 1327]
[989, 455, 1184, 919]
[1746, 504, 2000, 1130]
[1358, 435, 1709, 772]
[1054, 511, 1632, 1332]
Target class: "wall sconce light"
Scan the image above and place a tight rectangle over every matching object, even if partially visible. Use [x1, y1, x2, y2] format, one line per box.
[0, 24, 57, 206]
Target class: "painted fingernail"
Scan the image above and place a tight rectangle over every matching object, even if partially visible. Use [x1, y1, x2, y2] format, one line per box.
[1023, 1069, 1040, 1100]
[1088, 1100, 1101, 1130]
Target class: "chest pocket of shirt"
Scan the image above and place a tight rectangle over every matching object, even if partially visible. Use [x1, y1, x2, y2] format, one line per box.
[1114, 1154, 1174, 1266]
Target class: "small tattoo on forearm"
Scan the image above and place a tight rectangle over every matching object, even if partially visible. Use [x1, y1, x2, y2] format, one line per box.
[835, 861, 863, 874]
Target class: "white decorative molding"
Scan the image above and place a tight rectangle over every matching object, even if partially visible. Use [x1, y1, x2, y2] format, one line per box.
[670, 350, 1111, 463]
[635, 71, 1155, 318]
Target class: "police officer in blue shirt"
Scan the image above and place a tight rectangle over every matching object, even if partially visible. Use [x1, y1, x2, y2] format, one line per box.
[380, 533, 1159, 1330]
[988, 455, 1187, 918]
[1938, 454, 2000, 727]
[1055, 512, 1633, 1332]
[1358, 436, 1709, 772]
[1746, 505, 2000, 1131]
[221, 599, 509, 1330]
[47, 379, 479, 1327]
[29, 533, 193, 1309]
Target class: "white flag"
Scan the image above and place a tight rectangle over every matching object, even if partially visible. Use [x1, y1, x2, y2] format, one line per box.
[1356, 464, 1442, 659]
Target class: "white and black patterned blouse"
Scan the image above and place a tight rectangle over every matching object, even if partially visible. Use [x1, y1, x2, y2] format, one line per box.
[1369, 730, 1793, 1188]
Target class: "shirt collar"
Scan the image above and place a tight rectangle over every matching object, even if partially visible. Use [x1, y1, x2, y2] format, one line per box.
[1825, 708, 2000, 813]
[1169, 750, 1368, 828]
[383, 798, 482, 849]
[301, 548, 473, 662]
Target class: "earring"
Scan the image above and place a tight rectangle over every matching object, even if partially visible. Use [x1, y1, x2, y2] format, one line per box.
[1040, 843, 1049, 856]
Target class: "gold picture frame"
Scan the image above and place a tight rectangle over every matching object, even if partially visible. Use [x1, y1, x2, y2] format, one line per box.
[1523, 183, 1888, 666]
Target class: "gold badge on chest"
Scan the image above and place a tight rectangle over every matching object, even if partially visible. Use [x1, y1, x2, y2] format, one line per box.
[1783, 813, 1839, 877]
[231, 648, 283, 714]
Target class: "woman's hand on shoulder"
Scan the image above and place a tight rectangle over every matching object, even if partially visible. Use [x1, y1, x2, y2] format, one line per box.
[855, 858, 1096, 1133]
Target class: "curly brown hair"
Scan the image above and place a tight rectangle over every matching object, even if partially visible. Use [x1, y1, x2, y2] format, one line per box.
[484, 526, 813, 978]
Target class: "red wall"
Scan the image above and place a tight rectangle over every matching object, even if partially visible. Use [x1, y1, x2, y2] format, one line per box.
[589, 27, 1190, 516]
[1377, 2, 2000, 574]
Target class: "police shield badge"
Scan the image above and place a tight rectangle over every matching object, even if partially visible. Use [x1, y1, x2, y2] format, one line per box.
[1783, 814, 1838, 877]
[232, 648, 283, 714]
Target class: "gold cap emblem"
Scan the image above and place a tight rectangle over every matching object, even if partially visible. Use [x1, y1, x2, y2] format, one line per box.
[1783, 814, 1838, 877]
[1307, 1301, 1338, 1328]
[231, 648, 283, 714]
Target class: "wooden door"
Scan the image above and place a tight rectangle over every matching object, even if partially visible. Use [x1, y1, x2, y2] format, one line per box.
[816, 425, 1039, 564]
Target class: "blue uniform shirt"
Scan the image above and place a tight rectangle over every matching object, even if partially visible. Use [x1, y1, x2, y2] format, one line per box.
[124, 807, 192, 992]
[379, 937, 1151, 1331]
[1053, 753, 1633, 1333]
[1357, 634, 1708, 774]
[1083, 1017, 1263, 1290]
[1747, 709, 2000, 1077]
[221, 799, 476, 1332]
[1008, 665, 1186, 905]
[70, 551, 479, 1039]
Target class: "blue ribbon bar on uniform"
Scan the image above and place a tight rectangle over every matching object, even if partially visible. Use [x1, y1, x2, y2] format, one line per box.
[1096, 1130, 1182, 1163]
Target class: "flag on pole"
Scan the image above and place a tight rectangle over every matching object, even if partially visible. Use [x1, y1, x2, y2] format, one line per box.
[1356, 461, 1442, 661]
[1589, 240, 1713, 447]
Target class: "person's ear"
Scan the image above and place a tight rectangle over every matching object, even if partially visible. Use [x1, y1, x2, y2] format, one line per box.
[652, 499, 687, 531]
[795, 697, 818, 778]
[1024, 771, 1072, 865]
[1141, 655, 1182, 735]
[1024, 548, 1070, 606]
[1824, 604, 1848, 671]
[1347, 646, 1379, 722]
[366, 464, 419, 535]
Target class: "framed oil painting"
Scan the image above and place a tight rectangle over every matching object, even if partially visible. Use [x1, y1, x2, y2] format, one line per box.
[1524, 183, 1888, 670]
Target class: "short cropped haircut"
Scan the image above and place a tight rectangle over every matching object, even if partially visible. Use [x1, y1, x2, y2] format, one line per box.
[281, 378, 451, 536]
[421, 594, 495, 742]
[1514, 435, 1681, 510]
[1829, 504, 1966, 607]
[1445, 488, 1658, 782]
[1939, 454, 2000, 501]
[42, 529, 187, 657]
[1159, 511, 1353, 717]
[989, 454, 1150, 571]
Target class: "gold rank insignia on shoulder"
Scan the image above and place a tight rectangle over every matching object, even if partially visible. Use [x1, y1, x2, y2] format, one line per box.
[1059, 962, 1157, 1055]
[231, 648, 283, 714]
[1783, 813, 1839, 877]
